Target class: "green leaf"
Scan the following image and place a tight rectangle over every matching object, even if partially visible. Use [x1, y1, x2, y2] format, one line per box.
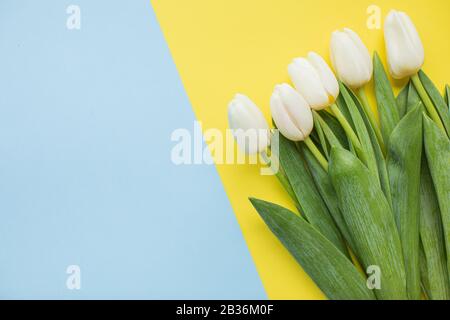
[301, 144, 355, 253]
[312, 111, 329, 159]
[419, 242, 431, 299]
[250, 198, 376, 300]
[396, 83, 409, 119]
[279, 135, 349, 257]
[314, 112, 343, 150]
[407, 81, 421, 114]
[445, 85, 450, 110]
[347, 86, 392, 207]
[419, 158, 450, 300]
[387, 105, 423, 300]
[418, 70, 450, 137]
[318, 111, 349, 149]
[338, 83, 380, 187]
[423, 114, 450, 282]
[373, 52, 400, 143]
[329, 147, 407, 300]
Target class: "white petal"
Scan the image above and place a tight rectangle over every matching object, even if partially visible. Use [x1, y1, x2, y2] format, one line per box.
[307, 52, 340, 103]
[398, 12, 424, 68]
[277, 84, 313, 138]
[288, 58, 330, 110]
[330, 30, 371, 89]
[270, 90, 305, 141]
[343, 28, 372, 84]
[232, 94, 269, 131]
[228, 94, 270, 154]
[384, 10, 424, 79]
[343, 28, 372, 73]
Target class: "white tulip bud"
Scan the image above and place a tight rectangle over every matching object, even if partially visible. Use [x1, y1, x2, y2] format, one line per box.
[270, 84, 313, 142]
[384, 10, 424, 79]
[288, 52, 339, 110]
[228, 94, 270, 154]
[330, 28, 373, 89]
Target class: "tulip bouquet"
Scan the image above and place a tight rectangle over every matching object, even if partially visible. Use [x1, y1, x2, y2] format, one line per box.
[228, 10, 450, 300]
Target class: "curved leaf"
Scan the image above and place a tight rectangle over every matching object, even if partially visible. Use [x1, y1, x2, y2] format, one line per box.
[374, 52, 400, 142]
[318, 111, 349, 149]
[387, 105, 423, 299]
[329, 147, 407, 300]
[348, 86, 392, 207]
[301, 144, 355, 253]
[423, 115, 450, 281]
[250, 198, 375, 300]
[338, 83, 380, 187]
[279, 135, 348, 257]
[445, 85, 449, 109]
[313, 112, 329, 159]
[396, 83, 409, 119]
[419, 158, 450, 300]
[419, 70, 450, 137]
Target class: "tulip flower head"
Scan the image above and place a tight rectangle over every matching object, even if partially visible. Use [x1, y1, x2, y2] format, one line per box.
[330, 28, 373, 89]
[228, 94, 270, 154]
[288, 52, 340, 110]
[270, 83, 314, 142]
[384, 10, 424, 79]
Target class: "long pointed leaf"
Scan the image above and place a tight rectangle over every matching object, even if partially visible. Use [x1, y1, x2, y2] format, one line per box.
[374, 52, 400, 142]
[396, 83, 409, 119]
[418, 70, 450, 137]
[338, 83, 380, 187]
[419, 158, 450, 300]
[312, 111, 329, 159]
[301, 145, 355, 253]
[348, 86, 392, 207]
[250, 198, 375, 300]
[423, 115, 450, 281]
[387, 105, 423, 300]
[419, 242, 431, 299]
[407, 81, 421, 113]
[279, 135, 348, 257]
[329, 147, 407, 300]
[318, 111, 349, 148]
[315, 112, 343, 149]
[445, 85, 450, 110]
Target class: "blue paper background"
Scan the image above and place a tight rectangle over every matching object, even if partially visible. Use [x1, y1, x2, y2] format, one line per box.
[0, 0, 265, 299]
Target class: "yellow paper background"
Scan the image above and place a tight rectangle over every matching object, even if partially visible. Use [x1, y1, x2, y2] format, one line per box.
[152, 0, 450, 299]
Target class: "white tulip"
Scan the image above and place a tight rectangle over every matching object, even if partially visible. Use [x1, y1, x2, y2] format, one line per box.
[288, 52, 339, 110]
[330, 28, 373, 89]
[270, 84, 313, 142]
[228, 94, 270, 154]
[384, 10, 424, 79]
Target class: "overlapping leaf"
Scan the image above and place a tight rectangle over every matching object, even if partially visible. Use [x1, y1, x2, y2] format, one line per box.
[396, 83, 409, 119]
[445, 85, 450, 110]
[387, 105, 423, 299]
[419, 158, 450, 300]
[301, 144, 355, 253]
[317, 111, 349, 149]
[329, 147, 407, 300]
[279, 135, 349, 257]
[337, 84, 380, 187]
[419, 71, 450, 137]
[374, 52, 401, 142]
[250, 198, 375, 300]
[423, 115, 450, 280]
[347, 86, 392, 206]
[407, 82, 421, 113]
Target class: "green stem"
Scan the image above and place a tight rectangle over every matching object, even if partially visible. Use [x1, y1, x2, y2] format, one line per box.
[304, 137, 328, 172]
[329, 103, 362, 150]
[411, 73, 446, 132]
[357, 87, 386, 155]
